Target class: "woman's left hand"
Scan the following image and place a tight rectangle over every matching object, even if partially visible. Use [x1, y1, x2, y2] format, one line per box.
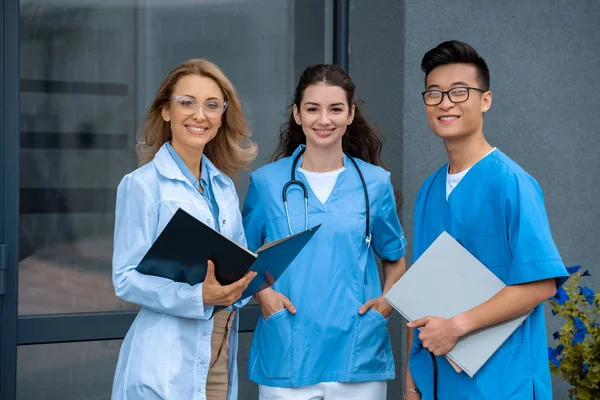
[358, 296, 393, 318]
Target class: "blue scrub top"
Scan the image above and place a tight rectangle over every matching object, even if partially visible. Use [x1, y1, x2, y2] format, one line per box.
[410, 149, 568, 400]
[242, 145, 407, 387]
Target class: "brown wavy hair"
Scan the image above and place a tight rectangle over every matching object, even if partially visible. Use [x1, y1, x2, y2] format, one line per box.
[136, 59, 257, 175]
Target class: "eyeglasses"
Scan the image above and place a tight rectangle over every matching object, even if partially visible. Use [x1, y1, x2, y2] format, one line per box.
[422, 87, 486, 106]
[171, 95, 228, 118]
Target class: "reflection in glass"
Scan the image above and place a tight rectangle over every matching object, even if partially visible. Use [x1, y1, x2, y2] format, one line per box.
[16, 0, 330, 399]
[16, 336, 261, 400]
[17, 340, 122, 400]
[18, 0, 314, 315]
[19, 0, 139, 315]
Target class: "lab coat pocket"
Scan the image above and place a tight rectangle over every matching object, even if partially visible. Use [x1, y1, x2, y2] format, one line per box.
[135, 308, 166, 332]
[254, 310, 294, 379]
[352, 309, 391, 373]
[126, 313, 172, 398]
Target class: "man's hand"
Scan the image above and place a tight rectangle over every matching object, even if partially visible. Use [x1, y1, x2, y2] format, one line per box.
[358, 296, 393, 319]
[254, 287, 296, 320]
[407, 316, 464, 356]
[202, 260, 256, 306]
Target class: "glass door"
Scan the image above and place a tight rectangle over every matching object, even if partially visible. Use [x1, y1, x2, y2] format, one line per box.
[1, 0, 345, 398]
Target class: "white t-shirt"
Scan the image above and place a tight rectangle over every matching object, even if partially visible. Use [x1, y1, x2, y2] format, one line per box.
[298, 166, 346, 205]
[446, 148, 497, 200]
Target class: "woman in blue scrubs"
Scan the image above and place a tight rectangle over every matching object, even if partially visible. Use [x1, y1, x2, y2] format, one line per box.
[242, 64, 407, 400]
[111, 59, 257, 400]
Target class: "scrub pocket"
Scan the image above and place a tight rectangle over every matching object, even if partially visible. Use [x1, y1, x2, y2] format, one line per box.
[457, 224, 505, 276]
[352, 309, 390, 373]
[469, 342, 533, 400]
[252, 309, 294, 379]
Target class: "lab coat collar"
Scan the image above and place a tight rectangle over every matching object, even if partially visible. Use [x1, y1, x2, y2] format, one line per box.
[153, 143, 228, 188]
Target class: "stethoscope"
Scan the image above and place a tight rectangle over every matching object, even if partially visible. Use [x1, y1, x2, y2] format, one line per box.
[282, 147, 372, 248]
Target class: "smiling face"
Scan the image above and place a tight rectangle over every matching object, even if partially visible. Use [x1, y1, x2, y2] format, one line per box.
[161, 74, 224, 153]
[293, 82, 355, 151]
[424, 63, 492, 141]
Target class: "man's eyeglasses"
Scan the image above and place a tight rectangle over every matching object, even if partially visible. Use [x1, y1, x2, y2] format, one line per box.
[171, 95, 228, 118]
[422, 87, 486, 106]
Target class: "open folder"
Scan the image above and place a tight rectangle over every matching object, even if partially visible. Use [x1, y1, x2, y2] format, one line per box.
[136, 208, 320, 299]
[384, 231, 530, 378]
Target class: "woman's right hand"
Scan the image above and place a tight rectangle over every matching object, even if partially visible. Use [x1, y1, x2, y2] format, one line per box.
[202, 260, 257, 307]
[254, 287, 296, 319]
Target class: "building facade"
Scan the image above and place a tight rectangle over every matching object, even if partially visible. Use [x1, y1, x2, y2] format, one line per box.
[1, 1, 598, 399]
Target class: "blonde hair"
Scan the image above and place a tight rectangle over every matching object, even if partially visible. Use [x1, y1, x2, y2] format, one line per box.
[136, 59, 257, 175]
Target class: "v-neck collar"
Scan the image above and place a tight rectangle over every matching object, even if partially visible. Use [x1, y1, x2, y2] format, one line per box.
[291, 145, 350, 209]
[300, 166, 348, 209]
[446, 148, 497, 203]
[435, 168, 452, 232]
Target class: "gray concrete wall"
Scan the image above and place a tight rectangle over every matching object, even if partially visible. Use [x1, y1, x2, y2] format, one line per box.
[349, 1, 407, 398]
[350, 0, 600, 398]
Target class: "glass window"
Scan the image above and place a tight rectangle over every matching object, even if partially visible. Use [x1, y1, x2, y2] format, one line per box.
[18, 0, 332, 315]
[17, 340, 122, 400]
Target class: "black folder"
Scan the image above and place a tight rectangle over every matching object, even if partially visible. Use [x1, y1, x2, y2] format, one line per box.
[135, 208, 320, 298]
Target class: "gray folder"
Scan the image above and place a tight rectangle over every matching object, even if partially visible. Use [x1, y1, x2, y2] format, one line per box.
[384, 231, 530, 377]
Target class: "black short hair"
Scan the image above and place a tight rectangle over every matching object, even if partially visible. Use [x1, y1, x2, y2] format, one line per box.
[421, 40, 490, 90]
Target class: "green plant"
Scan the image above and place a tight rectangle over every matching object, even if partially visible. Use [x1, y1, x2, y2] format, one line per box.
[548, 266, 600, 400]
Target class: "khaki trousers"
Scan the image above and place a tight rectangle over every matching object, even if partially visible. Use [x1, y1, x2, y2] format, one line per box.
[206, 310, 235, 400]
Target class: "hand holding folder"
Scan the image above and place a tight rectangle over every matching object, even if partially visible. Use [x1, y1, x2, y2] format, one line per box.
[135, 208, 320, 300]
[202, 260, 257, 306]
[384, 231, 530, 377]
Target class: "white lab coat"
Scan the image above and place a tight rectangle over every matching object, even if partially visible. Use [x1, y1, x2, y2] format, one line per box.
[111, 143, 248, 399]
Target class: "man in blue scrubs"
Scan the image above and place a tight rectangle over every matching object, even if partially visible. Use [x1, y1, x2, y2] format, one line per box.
[404, 40, 569, 400]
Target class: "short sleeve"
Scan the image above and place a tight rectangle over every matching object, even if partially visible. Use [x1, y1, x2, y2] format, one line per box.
[242, 173, 267, 252]
[371, 173, 407, 261]
[504, 174, 568, 287]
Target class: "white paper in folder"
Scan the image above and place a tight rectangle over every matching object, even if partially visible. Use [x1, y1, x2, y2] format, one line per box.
[384, 231, 530, 378]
